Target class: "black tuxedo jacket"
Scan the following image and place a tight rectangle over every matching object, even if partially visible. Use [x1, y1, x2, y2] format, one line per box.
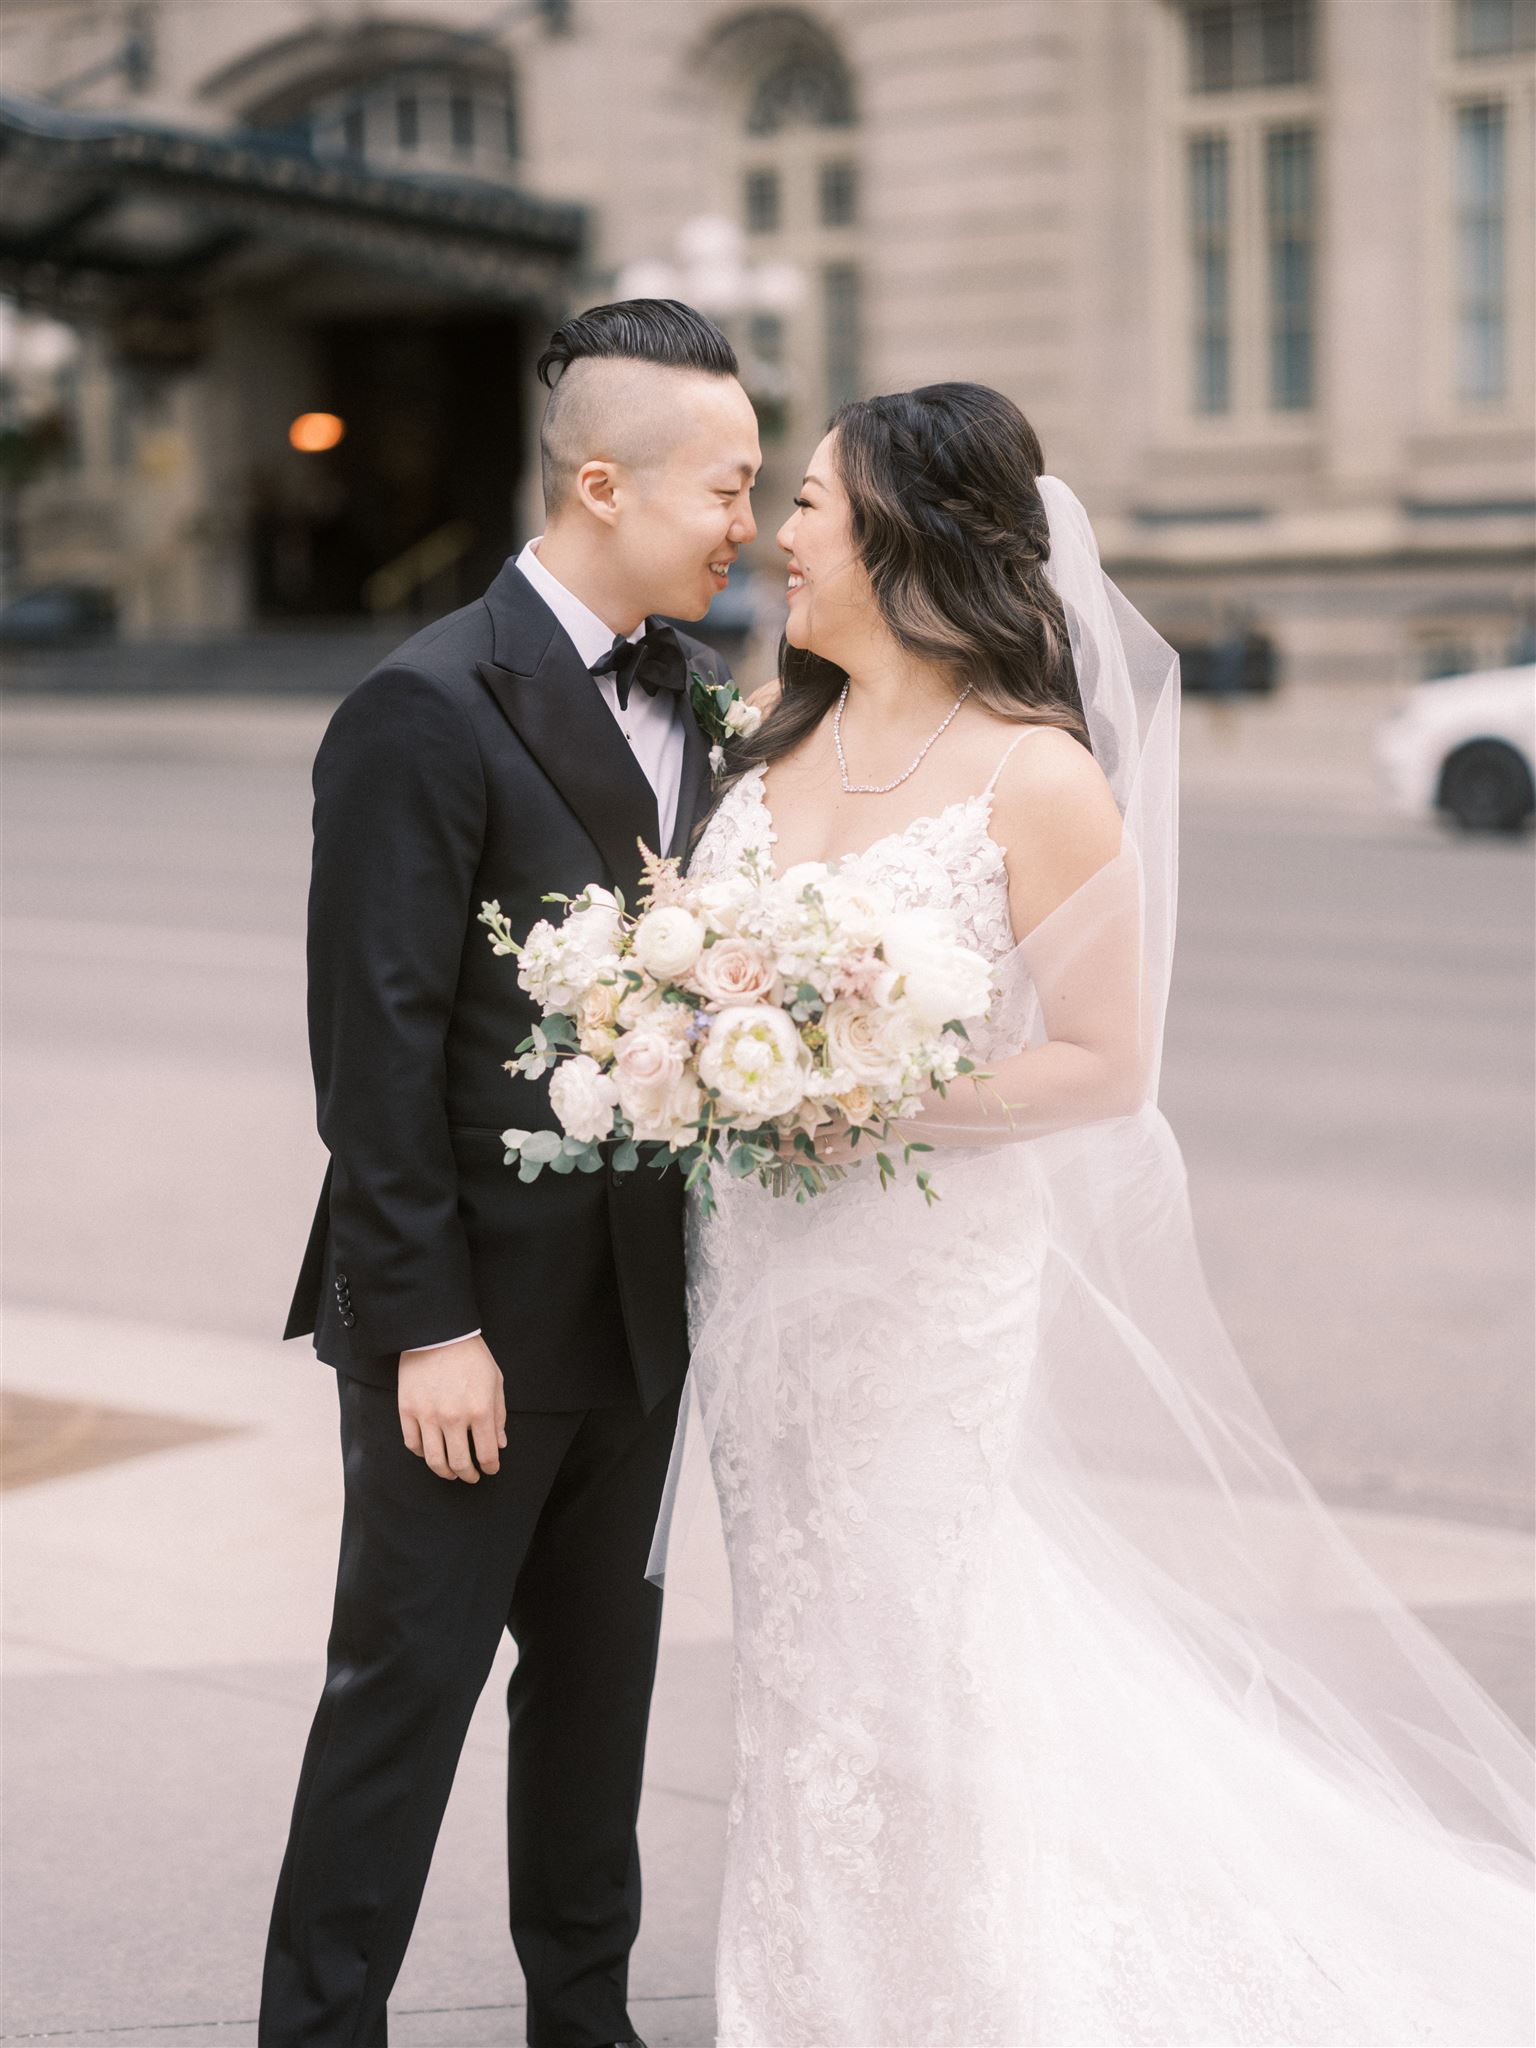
[283, 558, 722, 1414]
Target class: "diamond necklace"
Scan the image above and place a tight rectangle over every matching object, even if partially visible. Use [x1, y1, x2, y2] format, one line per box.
[832, 678, 975, 795]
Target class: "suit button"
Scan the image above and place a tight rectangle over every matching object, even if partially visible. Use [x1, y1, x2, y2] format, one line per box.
[340, 1310, 356, 1329]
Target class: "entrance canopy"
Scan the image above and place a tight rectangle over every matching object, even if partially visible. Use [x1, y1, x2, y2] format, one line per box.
[0, 90, 583, 325]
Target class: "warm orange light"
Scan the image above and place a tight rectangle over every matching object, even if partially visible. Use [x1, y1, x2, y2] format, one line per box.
[289, 412, 345, 453]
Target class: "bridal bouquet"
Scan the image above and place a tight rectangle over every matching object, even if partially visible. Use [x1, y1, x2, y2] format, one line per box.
[477, 845, 993, 1211]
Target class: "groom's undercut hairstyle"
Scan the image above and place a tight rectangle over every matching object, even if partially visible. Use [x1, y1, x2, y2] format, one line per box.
[536, 298, 741, 512]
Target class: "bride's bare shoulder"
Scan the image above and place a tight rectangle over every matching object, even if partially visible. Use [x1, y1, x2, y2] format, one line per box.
[747, 677, 783, 713]
[988, 723, 1124, 917]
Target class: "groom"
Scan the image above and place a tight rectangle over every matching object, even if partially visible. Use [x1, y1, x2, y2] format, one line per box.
[262, 299, 760, 2045]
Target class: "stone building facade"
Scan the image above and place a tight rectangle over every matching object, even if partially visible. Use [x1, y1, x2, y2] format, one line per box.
[1, 0, 1532, 685]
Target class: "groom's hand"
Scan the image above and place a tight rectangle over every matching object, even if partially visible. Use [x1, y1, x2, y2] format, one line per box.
[398, 1335, 508, 1483]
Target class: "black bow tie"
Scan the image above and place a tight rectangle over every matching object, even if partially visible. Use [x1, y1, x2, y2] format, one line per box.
[589, 621, 687, 712]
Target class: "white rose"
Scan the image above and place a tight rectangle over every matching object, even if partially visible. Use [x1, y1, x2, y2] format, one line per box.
[723, 696, 763, 738]
[693, 873, 756, 936]
[575, 979, 622, 1057]
[615, 1030, 700, 1143]
[821, 998, 903, 1092]
[632, 905, 706, 981]
[837, 1085, 877, 1125]
[880, 910, 994, 1027]
[547, 1055, 620, 1144]
[697, 1004, 809, 1123]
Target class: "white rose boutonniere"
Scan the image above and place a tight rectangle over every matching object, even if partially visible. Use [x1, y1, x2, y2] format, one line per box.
[689, 665, 763, 780]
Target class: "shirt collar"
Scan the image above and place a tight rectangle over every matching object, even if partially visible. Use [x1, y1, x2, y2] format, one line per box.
[514, 537, 644, 672]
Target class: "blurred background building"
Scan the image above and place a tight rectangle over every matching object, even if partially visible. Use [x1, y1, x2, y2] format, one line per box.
[0, 0, 1532, 686]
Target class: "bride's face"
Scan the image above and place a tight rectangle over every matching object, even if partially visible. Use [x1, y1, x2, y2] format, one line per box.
[776, 431, 876, 667]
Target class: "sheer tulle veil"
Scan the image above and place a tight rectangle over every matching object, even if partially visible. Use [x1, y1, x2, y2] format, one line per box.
[647, 473, 1535, 1901]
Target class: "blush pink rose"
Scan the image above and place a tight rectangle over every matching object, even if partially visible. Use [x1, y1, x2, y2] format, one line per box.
[690, 936, 780, 1009]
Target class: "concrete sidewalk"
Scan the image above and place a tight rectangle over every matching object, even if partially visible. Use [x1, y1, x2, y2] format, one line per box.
[2, 1303, 732, 2046]
[5, 1299, 1532, 2044]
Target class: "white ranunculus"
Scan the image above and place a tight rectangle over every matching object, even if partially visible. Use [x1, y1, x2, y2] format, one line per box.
[697, 1004, 809, 1123]
[548, 1054, 620, 1144]
[880, 909, 994, 1027]
[632, 905, 706, 981]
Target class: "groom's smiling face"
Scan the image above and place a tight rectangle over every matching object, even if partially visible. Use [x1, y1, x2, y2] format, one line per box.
[542, 361, 761, 623]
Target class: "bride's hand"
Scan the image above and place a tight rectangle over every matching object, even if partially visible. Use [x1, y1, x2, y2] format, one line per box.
[805, 1112, 864, 1168]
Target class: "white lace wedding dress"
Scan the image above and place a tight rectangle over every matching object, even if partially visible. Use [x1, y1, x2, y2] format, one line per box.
[681, 757, 1534, 2048]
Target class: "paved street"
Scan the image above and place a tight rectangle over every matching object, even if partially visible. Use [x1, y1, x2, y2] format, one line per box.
[3, 681, 1532, 2044]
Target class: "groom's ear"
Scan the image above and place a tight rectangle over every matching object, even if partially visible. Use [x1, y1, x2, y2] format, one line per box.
[573, 457, 622, 527]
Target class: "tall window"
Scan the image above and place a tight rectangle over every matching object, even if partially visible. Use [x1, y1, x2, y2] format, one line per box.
[1455, 0, 1536, 57]
[1186, 0, 1314, 93]
[1266, 125, 1315, 408]
[1455, 102, 1507, 400]
[820, 160, 857, 228]
[1174, 0, 1319, 422]
[1189, 135, 1231, 412]
[823, 264, 861, 410]
[744, 168, 780, 233]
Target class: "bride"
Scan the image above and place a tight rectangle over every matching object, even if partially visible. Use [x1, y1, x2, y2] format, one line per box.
[650, 382, 1535, 2047]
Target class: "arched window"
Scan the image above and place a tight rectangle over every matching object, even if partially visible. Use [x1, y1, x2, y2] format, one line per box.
[305, 66, 520, 176]
[202, 23, 521, 184]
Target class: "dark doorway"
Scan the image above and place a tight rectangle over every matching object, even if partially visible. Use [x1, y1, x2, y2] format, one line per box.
[252, 314, 524, 619]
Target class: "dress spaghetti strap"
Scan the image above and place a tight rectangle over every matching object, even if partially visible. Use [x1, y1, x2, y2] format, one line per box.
[982, 723, 1051, 797]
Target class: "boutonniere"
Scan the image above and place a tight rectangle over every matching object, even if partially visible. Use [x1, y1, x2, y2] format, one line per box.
[689, 665, 764, 777]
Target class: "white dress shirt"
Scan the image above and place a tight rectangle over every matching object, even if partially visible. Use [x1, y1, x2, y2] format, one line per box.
[401, 540, 688, 1360]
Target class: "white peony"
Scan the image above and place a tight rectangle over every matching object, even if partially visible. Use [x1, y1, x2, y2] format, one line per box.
[880, 909, 994, 1027]
[548, 1054, 620, 1144]
[632, 905, 706, 981]
[818, 872, 896, 953]
[776, 859, 831, 897]
[697, 1004, 809, 1122]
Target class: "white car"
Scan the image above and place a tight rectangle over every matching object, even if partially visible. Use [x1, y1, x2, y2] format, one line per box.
[1375, 664, 1536, 832]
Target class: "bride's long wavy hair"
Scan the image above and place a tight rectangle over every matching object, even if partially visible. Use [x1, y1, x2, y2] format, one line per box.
[718, 382, 1089, 805]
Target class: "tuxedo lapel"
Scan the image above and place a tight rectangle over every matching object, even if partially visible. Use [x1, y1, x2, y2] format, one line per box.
[476, 560, 662, 898]
[670, 691, 716, 861]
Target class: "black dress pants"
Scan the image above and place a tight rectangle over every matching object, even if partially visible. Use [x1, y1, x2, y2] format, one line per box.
[259, 1368, 681, 2048]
